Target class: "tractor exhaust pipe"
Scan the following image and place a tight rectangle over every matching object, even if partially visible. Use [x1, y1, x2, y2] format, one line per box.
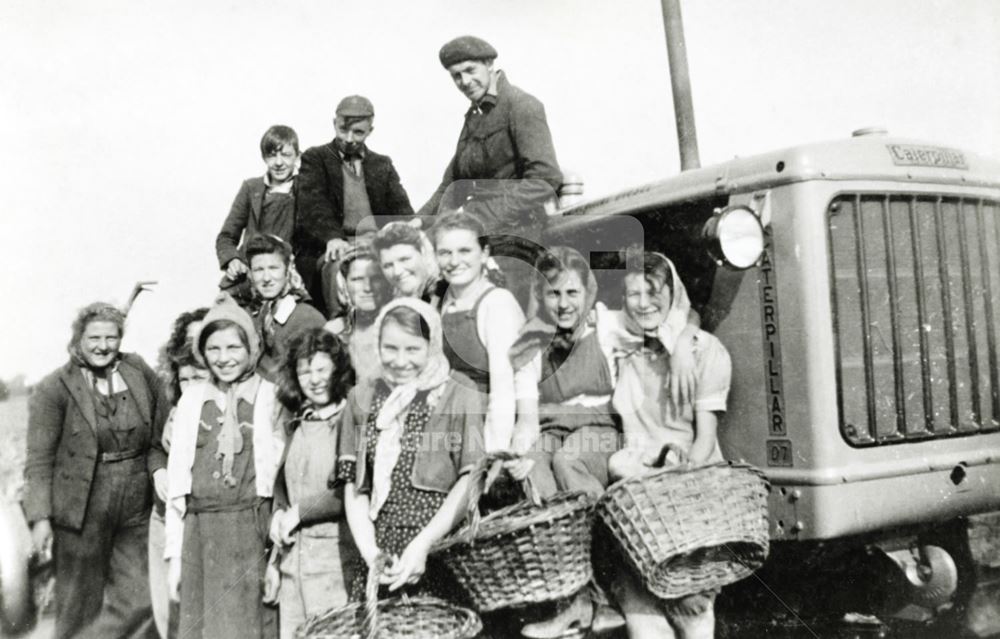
[660, 0, 701, 171]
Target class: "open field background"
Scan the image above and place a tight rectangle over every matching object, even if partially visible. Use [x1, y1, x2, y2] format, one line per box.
[0, 395, 52, 639]
[1, 396, 29, 502]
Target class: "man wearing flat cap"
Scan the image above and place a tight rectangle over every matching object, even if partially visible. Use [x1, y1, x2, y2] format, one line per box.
[294, 95, 413, 316]
[418, 35, 563, 305]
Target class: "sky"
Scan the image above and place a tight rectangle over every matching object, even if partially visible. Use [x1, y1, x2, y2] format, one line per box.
[1, 0, 998, 382]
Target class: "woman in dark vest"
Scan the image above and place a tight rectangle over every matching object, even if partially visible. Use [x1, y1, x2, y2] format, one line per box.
[23, 302, 169, 639]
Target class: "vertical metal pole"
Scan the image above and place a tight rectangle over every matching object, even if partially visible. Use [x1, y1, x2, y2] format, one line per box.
[660, 0, 701, 170]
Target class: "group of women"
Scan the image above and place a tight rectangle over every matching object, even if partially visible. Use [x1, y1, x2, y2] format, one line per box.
[27, 211, 729, 639]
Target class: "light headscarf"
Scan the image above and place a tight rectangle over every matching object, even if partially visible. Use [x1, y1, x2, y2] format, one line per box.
[368, 297, 452, 519]
[607, 251, 692, 355]
[191, 293, 262, 487]
[251, 234, 310, 304]
[509, 246, 599, 371]
[334, 244, 384, 330]
[376, 221, 441, 301]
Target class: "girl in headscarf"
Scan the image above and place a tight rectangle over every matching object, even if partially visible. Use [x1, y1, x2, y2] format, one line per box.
[324, 244, 391, 382]
[269, 328, 361, 638]
[247, 233, 326, 381]
[430, 211, 525, 453]
[372, 221, 441, 303]
[607, 252, 732, 639]
[508, 246, 618, 494]
[164, 294, 287, 639]
[507, 246, 624, 638]
[337, 298, 486, 597]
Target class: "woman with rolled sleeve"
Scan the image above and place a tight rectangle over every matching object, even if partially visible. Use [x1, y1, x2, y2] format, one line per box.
[338, 298, 486, 599]
[23, 302, 169, 639]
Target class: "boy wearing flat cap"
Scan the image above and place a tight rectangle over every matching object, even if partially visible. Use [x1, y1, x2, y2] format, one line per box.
[418, 35, 562, 306]
[294, 95, 413, 316]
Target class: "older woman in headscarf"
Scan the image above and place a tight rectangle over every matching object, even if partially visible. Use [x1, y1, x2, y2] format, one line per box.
[23, 302, 169, 639]
[324, 244, 391, 382]
[246, 233, 326, 381]
[164, 294, 286, 639]
[607, 252, 733, 639]
[336, 298, 486, 598]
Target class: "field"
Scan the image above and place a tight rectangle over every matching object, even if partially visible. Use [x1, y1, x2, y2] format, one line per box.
[0, 395, 54, 638]
[0, 395, 29, 502]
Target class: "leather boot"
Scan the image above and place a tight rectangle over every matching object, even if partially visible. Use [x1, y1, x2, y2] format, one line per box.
[521, 591, 593, 639]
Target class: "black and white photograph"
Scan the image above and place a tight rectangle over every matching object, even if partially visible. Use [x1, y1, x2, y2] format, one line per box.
[1, 1, 999, 637]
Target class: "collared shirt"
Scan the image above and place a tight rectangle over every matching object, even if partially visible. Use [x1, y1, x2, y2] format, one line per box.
[335, 146, 367, 177]
[271, 294, 297, 326]
[80, 360, 128, 396]
[263, 172, 297, 194]
[469, 72, 501, 115]
[203, 375, 262, 414]
[301, 399, 346, 422]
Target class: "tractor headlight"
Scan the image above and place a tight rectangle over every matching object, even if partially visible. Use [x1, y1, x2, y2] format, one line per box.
[702, 206, 765, 269]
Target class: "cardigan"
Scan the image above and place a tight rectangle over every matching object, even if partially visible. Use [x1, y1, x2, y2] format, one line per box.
[164, 376, 286, 559]
[337, 373, 485, 495]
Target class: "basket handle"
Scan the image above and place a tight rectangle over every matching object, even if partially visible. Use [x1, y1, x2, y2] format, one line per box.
[650, 443, 690, 469]
[464, 451, 542, 542]
[363, 552, 391, 639]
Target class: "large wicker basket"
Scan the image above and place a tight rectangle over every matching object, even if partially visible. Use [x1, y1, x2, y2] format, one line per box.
[597, 452, 770, 600]
[432, 452, 596, 612]
[295, 555, 482, 639]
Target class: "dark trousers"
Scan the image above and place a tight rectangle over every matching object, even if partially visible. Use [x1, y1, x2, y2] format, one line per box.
[53, 456, 154, 639]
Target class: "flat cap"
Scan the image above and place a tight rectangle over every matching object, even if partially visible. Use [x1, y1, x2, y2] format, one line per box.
[336, 95, 374, 118]
[439, 35, 497, 68]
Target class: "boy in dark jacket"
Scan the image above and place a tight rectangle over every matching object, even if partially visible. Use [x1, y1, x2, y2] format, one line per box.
[294, 95, 414, 316]
[216, 125, 301, 307]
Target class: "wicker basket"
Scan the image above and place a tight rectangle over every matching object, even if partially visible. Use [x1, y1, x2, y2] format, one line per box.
[432, 452, 596, 612]
[295, 555, 482, 639]
[597, 450, 770, 600]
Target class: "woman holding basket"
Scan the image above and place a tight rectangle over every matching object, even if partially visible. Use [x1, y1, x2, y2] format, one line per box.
[337, 297, 486, 597]
[608, 251, 732, 639]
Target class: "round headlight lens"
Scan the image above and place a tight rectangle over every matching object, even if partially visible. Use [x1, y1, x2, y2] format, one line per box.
[704, 206, 765, 269]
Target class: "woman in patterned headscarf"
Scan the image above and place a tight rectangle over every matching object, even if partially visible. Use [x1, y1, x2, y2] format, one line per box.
[337, 298, 486, 598]
[164, 294, 287, 639]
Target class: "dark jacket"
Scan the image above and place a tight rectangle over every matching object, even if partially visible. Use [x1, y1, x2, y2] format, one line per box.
[338, 373, 485, 495]
[418, 72, 562, 240]
[255, 299, 327, 381]
[294, 142, 413, 253]
[23, 353, 169, 530]
[215, 177, 296, 269]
